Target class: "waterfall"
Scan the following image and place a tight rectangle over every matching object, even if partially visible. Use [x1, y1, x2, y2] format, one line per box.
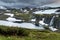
[49, 16, 55, 26]
[39, 18, 48, 26]
[49, 16, 58, 31]
[42, 18, 45, 22]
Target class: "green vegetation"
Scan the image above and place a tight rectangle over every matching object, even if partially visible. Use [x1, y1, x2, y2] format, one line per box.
[0, 15, 9, 20]
[15, 14, 32, 22]
[0, 25, 60, 40]
[0, 25, 30, 36]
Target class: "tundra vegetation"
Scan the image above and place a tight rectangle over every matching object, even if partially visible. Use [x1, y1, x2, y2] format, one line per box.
[0, 25, 60, 40]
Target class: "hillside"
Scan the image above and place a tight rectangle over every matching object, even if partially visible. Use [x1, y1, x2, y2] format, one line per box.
[0, 25, 60, 40]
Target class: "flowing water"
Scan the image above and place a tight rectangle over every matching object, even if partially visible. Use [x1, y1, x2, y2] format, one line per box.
[49, 16, 55, 26]
[49, 16, 58, 31]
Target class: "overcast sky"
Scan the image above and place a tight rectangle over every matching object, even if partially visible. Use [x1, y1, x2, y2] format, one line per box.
[0, 0, 59, 8]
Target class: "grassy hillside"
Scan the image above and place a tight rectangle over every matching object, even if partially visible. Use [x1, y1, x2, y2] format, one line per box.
[0, 25, 60, 40]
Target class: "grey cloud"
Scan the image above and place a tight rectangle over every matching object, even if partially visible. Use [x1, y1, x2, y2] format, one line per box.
[0, 0, 58, 8]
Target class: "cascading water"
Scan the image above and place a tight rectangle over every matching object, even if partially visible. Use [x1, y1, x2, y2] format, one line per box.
[49, 16, 55, 26]
[42, 18, 45, 22]
[39, 18, 48, 26]
[49, 16, 58, 31]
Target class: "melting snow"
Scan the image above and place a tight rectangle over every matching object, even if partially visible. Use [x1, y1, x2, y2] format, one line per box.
[0, 20, 44, 30]
[4, 13, 14, 17]
[33, 9, 58, 14]
[6, 17, 22, 22]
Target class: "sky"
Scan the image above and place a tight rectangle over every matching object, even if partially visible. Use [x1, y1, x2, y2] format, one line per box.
[41, 0, 60, 7]
[0, 0, 59, 8]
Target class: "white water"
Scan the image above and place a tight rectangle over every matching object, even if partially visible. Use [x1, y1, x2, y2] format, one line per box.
[49, 16, 58, 31]
[49, 16, 55, 26]
[39, 18, 48, 26]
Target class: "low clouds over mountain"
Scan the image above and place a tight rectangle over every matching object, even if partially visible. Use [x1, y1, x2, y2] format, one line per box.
[0, 0, 58, 8]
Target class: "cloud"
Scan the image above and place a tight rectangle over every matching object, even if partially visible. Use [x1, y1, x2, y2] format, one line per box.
[41, 0, 60, 7]
[0, 0, 58, 8]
